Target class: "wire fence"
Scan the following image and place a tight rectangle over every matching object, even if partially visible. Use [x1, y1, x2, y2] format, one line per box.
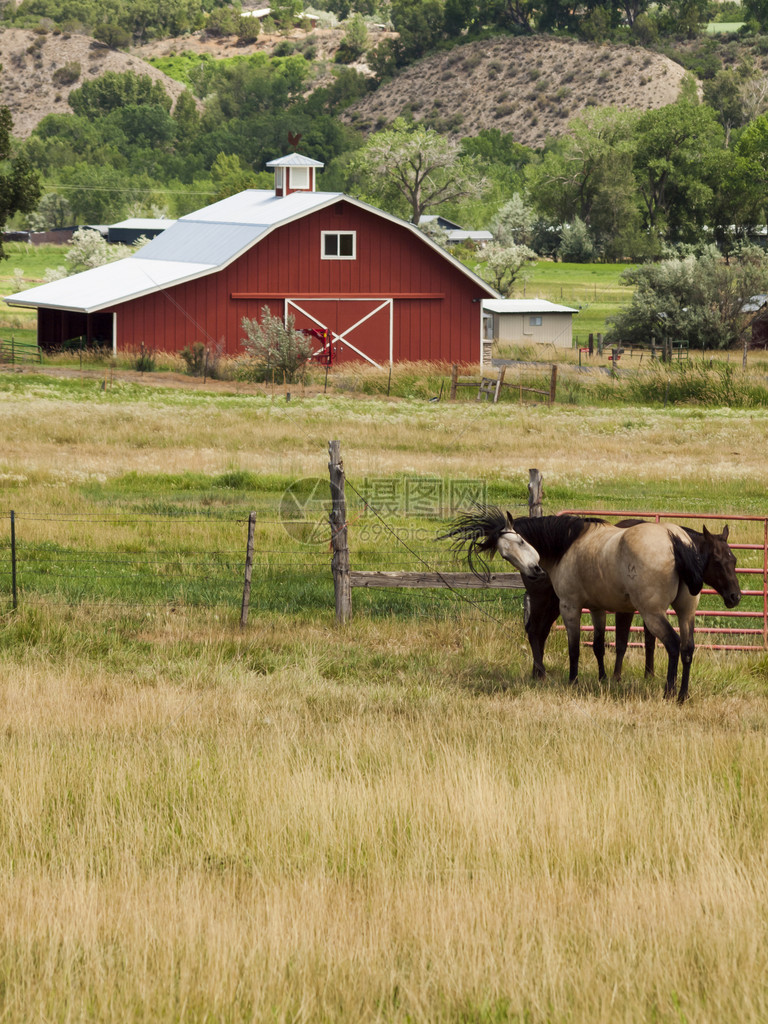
[0, 500, 530, 623]
[2, 500, 763, 649]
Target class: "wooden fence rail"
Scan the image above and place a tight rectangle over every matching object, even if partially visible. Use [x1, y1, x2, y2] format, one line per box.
[449, 363, 557, 405]
[329, 448, 539, 623]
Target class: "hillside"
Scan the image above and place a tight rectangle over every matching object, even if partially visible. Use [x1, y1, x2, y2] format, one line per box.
[341, 36, 691, 148]
[3, 23, 690, 147]
[0, 27, 190, 137]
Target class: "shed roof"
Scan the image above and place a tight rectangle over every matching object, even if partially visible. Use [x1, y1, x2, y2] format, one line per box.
[109, 218, 176, 232]
[483, 299, 579, 314]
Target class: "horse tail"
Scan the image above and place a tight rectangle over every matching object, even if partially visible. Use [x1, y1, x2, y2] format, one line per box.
[670, 531, 704, 596]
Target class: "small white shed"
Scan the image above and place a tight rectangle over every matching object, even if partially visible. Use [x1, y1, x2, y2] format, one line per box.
[482, 298, 579, 351]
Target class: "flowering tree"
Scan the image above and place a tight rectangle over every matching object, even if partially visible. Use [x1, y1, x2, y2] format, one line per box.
[65, 228, 119, 272]
[477, 242, 537, 297]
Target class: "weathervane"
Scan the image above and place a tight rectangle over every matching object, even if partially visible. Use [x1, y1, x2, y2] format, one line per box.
[287, 131, 302, 151]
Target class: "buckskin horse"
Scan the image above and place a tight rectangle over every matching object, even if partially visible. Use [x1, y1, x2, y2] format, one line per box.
[444, 507, 740, 703]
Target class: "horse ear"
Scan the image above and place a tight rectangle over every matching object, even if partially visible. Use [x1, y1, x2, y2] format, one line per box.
[702, 524, 711, 539]
[722, 524, 729, 541]
[506, 512, 514, 527]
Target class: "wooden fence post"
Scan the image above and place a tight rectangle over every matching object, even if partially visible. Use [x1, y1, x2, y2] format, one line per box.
[239, 511, 256, 627]
[493, 364, 506, 403]
[549, 364, 557, 405]
[328, 440, 351, 624]
[528, 470, 543, 518]
[10, 510, 17, 610]
[449, 363, 459, 401]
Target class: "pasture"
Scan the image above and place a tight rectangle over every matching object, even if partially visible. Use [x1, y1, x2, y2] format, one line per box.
[1, 369, 768, 1023]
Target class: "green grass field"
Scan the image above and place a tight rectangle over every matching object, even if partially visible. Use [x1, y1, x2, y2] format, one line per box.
[1, 242, 74, 342]
[510, 261, 636, 340]
[0, 367, 767, 1022]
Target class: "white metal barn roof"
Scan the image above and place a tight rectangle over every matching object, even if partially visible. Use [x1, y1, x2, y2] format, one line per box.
[6, 187, 498, 314]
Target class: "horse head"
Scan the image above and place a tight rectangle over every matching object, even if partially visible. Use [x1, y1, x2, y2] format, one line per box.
[701, 524, 741, 608]
[501, 511, 545, 579]
[441, 504, 545, 581]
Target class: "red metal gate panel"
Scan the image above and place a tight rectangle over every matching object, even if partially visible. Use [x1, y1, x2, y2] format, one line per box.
[286, 298, 392, 366]
[558, 510, 768, 651]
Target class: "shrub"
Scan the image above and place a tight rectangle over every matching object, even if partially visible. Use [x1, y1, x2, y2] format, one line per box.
[240, 307, 312, 383]
[93, 23, 130, 48]
[236, 15, 260, 44]
[52, 61, 80, 85]
[134, 342, 156, 372]
[180, 341, 224, 378]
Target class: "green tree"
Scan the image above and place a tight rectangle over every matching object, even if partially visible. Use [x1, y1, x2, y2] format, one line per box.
[525, 107, 640, 253]
[606, 250, 768, 352]
[68, 71, 172, 119]
[490, 193, 536, 247]
[28, 191, 73, 231]
[347, 118, 487, 223]
[558, 216, 597, 262]
[707, 146, 766, 254]
[390, 0, 446, 60]
[210, 152, 260, 202]
[56, 162, 132, 222]
[632, 100, 723, 242]
[477, 0, 535, 31]
[335, 13, 369, 63]
[703, 67, 754, 147]
[0, 106, 41, 258]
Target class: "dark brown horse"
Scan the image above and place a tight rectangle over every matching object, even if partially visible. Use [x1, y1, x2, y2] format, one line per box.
[445, 508, 740, 702]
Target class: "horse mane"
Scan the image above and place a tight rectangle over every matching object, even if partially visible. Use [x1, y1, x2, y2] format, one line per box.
[670, 532, 705, 596]
[439, 504, 508, 577]
[510, 514, 604, 561]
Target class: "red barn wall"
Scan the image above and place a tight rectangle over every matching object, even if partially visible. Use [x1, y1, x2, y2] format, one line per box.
[107, 201, 488, 364]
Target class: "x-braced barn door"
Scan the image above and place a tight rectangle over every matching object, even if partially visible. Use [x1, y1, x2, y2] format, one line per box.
[286, 298, 393, 366]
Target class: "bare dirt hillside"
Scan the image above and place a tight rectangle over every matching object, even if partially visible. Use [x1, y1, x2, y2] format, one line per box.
[0, 27, 190, 137]
[341, 36, 690, 148]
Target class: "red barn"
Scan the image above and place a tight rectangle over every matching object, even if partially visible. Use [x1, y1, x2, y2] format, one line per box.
[8, 154, 498, 367]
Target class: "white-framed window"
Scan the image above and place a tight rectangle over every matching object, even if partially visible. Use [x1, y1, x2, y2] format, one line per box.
[274, 166, 284, 190]
[289, 166, 310, 190]
[322, 231, 356, 260]
[528, 315, 543, 326]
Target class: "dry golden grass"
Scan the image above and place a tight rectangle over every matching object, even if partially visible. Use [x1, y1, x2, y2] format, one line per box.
[1, 602, 768, 1023]
[2, 373, 768, 489]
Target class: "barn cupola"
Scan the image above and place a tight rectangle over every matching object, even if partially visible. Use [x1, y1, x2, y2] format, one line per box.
[266, 153, 324, 197]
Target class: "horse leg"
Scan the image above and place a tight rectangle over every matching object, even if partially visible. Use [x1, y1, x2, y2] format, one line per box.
[673, 599, 698, 704]
[613, 611, 633, 682]
[523, 578, 560, 680]
[643, 624, 656, 677]
[590, 608, 608, 681]
[559, 604, 583, 685]
[642, 612, 680, 700]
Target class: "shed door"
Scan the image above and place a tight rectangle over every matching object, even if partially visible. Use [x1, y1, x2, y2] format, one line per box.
[286, 298, 392, 366]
